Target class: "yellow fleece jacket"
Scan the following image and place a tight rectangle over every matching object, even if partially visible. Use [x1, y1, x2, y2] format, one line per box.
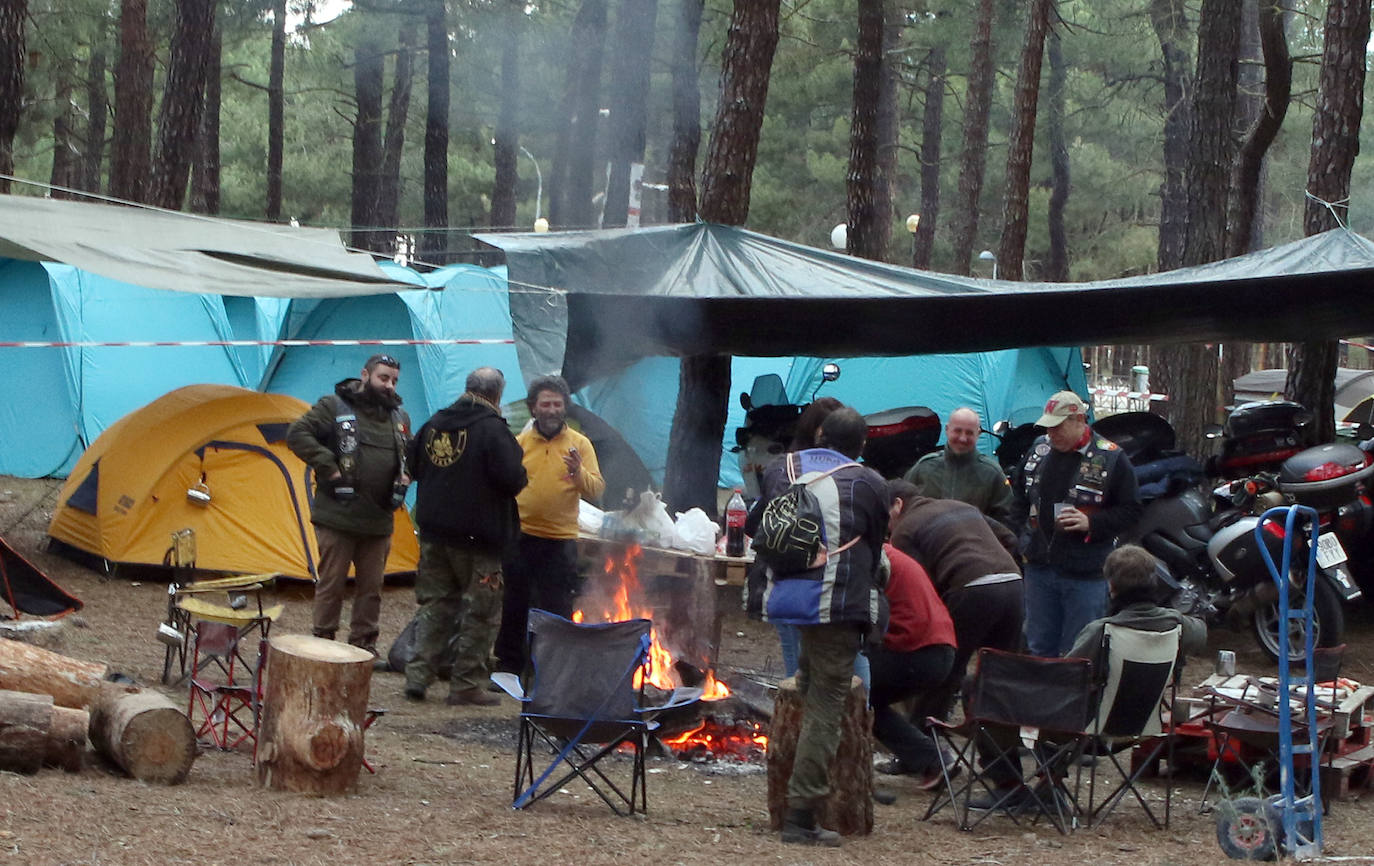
[516, 425, 604, 539]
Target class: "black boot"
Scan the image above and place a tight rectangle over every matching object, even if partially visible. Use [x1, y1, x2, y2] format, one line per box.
[312, 628, 336, 641]
[780, 808, 841, 847]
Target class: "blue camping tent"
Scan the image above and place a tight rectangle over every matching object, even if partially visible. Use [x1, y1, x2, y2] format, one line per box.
[260, 263, 524, 421]
[0, 260, 256, 478]
[575, 350, 1088, 489]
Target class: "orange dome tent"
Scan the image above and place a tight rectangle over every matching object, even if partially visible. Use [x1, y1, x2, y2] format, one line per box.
[48, 385, 418, 580]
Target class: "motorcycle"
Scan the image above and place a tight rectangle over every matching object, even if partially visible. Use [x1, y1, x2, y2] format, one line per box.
[1099, 411, 1368, 662]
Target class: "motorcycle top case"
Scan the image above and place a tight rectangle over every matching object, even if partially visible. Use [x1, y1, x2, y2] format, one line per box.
[1278, 441, 1374, 510]
[1215, 400, 1313, 478]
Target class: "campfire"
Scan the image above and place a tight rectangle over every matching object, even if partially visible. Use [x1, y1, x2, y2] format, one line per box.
[573, 544, 770, 762]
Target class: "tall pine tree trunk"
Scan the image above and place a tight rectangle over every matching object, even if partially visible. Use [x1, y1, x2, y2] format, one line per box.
[266, 0, 286, 220]
[0, 0, 24, 194]
[666, 0, 703, 222]
[872, 1, 901, 262]
[1150, 0, 1191, 271]
[603, 0, 659, 227]
[422, 0, 450, 256]
[912, 46, 944, 270]
[665, 0, 781, 515]
[1287, 0, 1370, 440]
[381, 24, 415, 235]
[996, 0, 1053, 281]
[150, 0, 215, 210]
[81, 45, 107, 194]
[566, 0, 608, 228]
[50, 63, 78, 197]
[1045, 24, 1070, 281]
[948, 0, 995, 276]
[845, 0, 884, 260]
[189, 22, 221, 214]
[1154, 0, 1240, 456]
[111, 0, 154, 203]
[490, 8, 519, 229]
[351, 40, 385, 252]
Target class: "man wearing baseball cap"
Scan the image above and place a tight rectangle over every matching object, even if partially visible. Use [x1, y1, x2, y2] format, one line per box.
[1008, 390, 1142, 656]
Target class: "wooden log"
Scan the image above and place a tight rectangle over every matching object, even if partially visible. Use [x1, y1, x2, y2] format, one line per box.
[0, 636, 109, 709]
[89, 685, 196, 784]
[766, 675, 874, 836]
[46, 705, 89, 772]
[255, 635, 373, 795]
[0, 688, 53, 773]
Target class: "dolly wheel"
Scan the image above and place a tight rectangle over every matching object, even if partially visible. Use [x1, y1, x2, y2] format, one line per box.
[1216, 796, 1279, 861]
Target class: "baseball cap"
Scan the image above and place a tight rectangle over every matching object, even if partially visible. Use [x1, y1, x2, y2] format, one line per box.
[1036, 391, 1087, 427]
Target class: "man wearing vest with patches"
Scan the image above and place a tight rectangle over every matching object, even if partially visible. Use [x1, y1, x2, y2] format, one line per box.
[288, 354, 412, 655]
[1010, 390, 1141, 657]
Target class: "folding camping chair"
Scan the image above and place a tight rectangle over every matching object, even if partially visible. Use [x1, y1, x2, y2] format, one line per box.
[1201, 645, 1346, 811]
[490, 609, 702, 816]
[1082, 623, 1182, 829]
[188, 621, 267, 752]
[924, 648, 1096, 834]
[156, 531, 282, 685]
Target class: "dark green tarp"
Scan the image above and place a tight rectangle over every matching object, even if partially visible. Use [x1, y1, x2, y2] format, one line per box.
[477, 223, 1374, 387]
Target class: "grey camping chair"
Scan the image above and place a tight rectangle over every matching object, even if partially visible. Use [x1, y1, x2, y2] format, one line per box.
[490, 609, 702, 816]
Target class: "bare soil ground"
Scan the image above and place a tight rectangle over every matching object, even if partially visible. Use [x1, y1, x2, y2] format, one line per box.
[3, 474, 1374, 865]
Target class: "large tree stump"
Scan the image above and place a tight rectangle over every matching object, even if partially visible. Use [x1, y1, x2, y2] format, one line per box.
[89, 685, 196, 784]
[766, 675, 874, 836]
[0, 637, 109, 708]
[0, 688, 53, 773]
[255, 635, 373, 795]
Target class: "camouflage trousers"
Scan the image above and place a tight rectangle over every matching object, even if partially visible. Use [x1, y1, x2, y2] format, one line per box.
[404, 540, 504, 694]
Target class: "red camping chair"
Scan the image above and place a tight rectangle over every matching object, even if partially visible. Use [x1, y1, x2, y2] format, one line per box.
[188, 621, 266, 753]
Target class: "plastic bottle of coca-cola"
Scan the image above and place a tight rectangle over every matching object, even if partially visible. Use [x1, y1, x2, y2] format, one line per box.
[725, 488, 747, 557]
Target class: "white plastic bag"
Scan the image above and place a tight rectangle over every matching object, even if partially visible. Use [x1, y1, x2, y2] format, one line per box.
[672, 507, 719, 556]
[624, 490, 677, 548]
[578, 499, 605, 536]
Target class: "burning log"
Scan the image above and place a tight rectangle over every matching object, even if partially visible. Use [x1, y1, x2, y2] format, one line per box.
[255, 635, 373, 795]
[766, 675, 874, 836]
[89, 686, 196, 785]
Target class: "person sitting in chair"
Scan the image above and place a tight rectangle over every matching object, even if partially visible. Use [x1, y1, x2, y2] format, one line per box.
[1066, 544, 1207, 669]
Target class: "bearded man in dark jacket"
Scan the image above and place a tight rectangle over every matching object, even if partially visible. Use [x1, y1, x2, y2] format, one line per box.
[287, 354, 411, 654]
[403, 367, 527, 705]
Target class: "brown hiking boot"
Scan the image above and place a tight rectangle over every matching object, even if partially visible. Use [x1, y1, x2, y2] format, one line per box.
[446, 688, 499, 707]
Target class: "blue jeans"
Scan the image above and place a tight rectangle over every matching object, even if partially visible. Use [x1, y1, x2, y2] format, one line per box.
[1022, 563, 1108, 657]
[776, 622, 871, 692]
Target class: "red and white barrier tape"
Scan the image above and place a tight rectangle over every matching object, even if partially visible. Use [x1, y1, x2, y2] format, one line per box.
[0, 338, 514, 348]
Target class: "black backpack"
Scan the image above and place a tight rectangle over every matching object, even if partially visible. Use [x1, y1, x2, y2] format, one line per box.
[753, 455, 861, 575]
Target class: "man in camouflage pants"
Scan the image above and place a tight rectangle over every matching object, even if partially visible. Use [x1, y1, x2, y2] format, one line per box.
[403, 367, 528, 705]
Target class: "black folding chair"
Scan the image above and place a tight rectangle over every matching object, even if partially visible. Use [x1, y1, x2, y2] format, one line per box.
[490, 609, 701, 816]
[1083, 623, 1182, 828]
[924, 648, 1095, 834]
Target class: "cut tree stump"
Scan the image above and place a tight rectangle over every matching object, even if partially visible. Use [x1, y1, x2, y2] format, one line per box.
[255, 635, 373, 795]
[0, 688, 53, 773]
[766, 675, 874, 836]
[89, 685, 196, 784]
[0, 637, 109, 708]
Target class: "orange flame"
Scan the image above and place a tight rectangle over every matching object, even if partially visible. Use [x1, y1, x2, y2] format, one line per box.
[572, 543, 730, 700]
[661, 719, 769, 758]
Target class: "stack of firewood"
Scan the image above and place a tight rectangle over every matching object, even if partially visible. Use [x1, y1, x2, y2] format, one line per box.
[0, 637, 195, 784]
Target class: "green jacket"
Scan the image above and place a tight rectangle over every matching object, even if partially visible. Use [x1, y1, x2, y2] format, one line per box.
[287, 379, 411, 537]
[903, 448, 1014, 528]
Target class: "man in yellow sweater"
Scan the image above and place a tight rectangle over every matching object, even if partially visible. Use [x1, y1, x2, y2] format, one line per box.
[493, 375, 605, 674]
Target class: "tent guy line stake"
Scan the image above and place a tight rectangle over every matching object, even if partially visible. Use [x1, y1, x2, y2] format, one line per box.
[0, 338, 515, 348]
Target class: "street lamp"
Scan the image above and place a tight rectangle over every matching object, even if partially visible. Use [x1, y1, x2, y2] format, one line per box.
[906, 214, 920, 268]
[830, 223, 847, 250]
[979, 249, 998, 280]
[520, 145, 542, 224]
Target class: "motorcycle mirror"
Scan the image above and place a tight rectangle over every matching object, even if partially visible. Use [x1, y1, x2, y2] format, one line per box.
[739, 392, 753, 411]
[1203, 423, 1224, 440]
[821, 363, 841, 383]
[992, 420, 1010, 436]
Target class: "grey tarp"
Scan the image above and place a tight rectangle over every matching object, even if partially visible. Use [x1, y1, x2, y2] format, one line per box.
[477, 223, 1374, 387]
[0, 195, 414, 297]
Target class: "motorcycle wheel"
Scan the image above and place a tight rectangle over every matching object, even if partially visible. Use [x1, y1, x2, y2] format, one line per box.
[1251, 573, 1344, 664]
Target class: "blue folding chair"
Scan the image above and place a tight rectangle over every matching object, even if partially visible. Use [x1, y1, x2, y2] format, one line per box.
[491, 609, 702, 815]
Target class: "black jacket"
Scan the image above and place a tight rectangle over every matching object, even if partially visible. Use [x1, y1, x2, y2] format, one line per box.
[407, 395, 528, 552]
